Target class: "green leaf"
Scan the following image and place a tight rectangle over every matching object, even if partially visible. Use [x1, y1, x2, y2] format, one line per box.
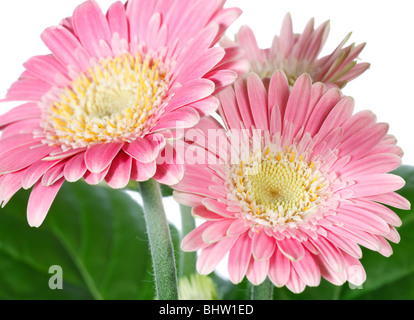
[0, 181, 155, 300]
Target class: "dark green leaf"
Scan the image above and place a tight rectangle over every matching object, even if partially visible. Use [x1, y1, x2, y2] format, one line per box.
[0, 181, 155, 300]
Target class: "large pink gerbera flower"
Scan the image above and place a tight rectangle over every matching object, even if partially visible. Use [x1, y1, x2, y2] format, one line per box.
[172, 71, 410, 293]
[222, 13, 370, 88]
[0, 0, 244, 227]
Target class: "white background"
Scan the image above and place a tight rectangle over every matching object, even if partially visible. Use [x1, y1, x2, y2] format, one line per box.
[0, 0, 413, 281]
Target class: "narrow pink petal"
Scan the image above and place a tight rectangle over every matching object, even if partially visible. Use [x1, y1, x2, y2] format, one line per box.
[227, 219, 250, 237]
[130, 159, 157, 182]
[0, 170, 26, 206]
[310, 236, 344, 273]
[350, 199, 402, 228]
[342, 153, 402, 178]
[268, 248, 291, 287]
[83, 166, 110, 185]
[123, 134, 165, 164]
[278, 13, 294, 57]
[173, 190, 204, 207]
[153, 143, 184, 185]
[193, 205, 227, 221]
[252, 230, 276, 261]
[268, 70, 290, 120]
[228, 232, 252, 284]
[0, 103, 41, 127]
[247, 73, 268, 129]
[339, 123, 389, 159]
[202, 198, 234, 217]
[105, 151, 132, 189]
[325, 228, 362, 259]
[27, 178, 64, 228]
[64, 152, 87, 183]
[5, 78, 51, 101]
[292, 251, 321, 287]
[0, 133, 37, 155]
[197, 236, 238, 275]
[284, 74, 312, 136]
[343, 253, 366, 287]
[305, 88, 342, 136]
[246, 257, 270, 286]
[0, 144, 55, 175]
[364, 192, 411, 211]
[202, 219, 235, 244]
[341, 110, 377, 142]
[73, 0, 112, 58]
[277, 238, 305, 262]
[218, 85, 242, 130]
[348, 174, 405, 198]
[41, 26, 84, 70]
[234, 78, 254, 128]
[23, 55, 69, 86]
[106, 0, 129, 40]
[181, 221, 214, 252]
[152, 107, 200, 132]
[41, 161, 67, 187]
[85, 143, 123, 173]
[236, 25, 262, 63]
[286, 268, 306, 294]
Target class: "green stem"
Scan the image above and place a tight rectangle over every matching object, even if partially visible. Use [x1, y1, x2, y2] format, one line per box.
[179, 204, 197, 278]
[251, 278, 274, 300]
[139, 179, 178, 300]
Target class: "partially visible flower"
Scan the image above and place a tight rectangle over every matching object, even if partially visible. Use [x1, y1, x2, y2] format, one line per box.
[222, 13, 370, 88]
[0, 0, 244, 227]
[178, 273, 218, 300]
[172, 71, 410, 293]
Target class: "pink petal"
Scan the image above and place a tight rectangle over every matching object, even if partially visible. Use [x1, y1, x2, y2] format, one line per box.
[277, 238, 305, 262]
[181, 221, 214, 252]
[202, 219, 234, 244]
[73, 0, 112, 58]
[292, 251, 321, 287]
[130, 159, 157, 182]
[348, 173, 406, 198]
[152, 107, 200, 132]
[286, 268, 306, 294]
[27, 178, 64, 228]
[197, 236, 238, 275]
[85, 143, 123, 173]
[246, 257, 270, 286]
[268, 248, 291, 287]
[41, 161, 67, 187]
[193, 205, 226, 221]
[252, 230, 276, 261]
[0, 144, 55, 175]
[83, 165, 110, 185]
[247, 73, 268, 129]
[268, 70, 290, 120]
[0, 103, 41, 127]
[228, 232, 252, 284]
[64, 152, 88, 183]
[153, 143, 184, 185]
[106, 0, 129, 40]
[364, 192, 411, 211]
[105, 151, 132, 189]
[123, 134, 165, 164]
[284, 74, 312, 136]
[227, 219, 250, 237]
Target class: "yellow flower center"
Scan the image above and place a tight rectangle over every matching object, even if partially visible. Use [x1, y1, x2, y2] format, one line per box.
[230, 145, 328, 227]
[41, 53, 170, 149]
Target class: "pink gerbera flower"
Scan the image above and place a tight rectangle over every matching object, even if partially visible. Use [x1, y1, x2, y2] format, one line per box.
[173, 71, 410, 293]
[222, 13, 370, 88]
[0, 0, 244, 227]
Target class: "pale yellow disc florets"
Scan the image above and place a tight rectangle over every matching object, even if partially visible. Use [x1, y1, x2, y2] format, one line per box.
[41, 53, 170, 149]
[229, 145, 329, 227]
